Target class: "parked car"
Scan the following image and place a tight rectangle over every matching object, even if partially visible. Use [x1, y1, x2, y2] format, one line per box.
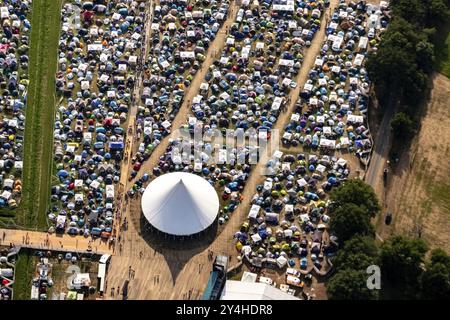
[385, 212, 392, 225]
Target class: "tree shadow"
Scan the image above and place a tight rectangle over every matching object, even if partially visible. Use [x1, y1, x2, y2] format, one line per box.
[388, 73, 436, 179]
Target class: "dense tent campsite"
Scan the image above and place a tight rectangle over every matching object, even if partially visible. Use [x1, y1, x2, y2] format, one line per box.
[50, 0, 147, 238]
[129, 0, 231, 178]
[128, 0, 327, 227]
[0, 1, 32, 209]
[231, 0, 389, 292]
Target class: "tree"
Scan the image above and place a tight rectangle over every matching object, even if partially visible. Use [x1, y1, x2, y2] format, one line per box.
[416, 40, 435, 73]
[429, 248, 450, 267]
[380, 236, 428, 298]
[390, 0, 427, 26]
[327, 269, 379, 300]
[420, 249, 450, 299]
[330, 179, 380, 218]
[332, 236, 379, 271]
[329, 204, 374, 243]
[427, 0, 449, 24]
[421, 262, 450, 299]
[366, 28, 418, 101]
[391, 112, 415, 139]
[366, 13, 436, 110]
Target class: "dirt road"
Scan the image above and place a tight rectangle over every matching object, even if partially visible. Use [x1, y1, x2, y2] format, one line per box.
[119, 1, 154, 189]
[0, 228, 112, 254]
[365, 103, 395, 199]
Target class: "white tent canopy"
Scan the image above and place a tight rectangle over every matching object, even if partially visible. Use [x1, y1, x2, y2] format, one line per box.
[141, 172, 219, 236]
[221, 281, 300, 300]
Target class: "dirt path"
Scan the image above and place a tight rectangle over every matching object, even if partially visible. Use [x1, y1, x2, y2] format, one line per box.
[119, 0, 154, 187]
[104, 0, 340, 300]
[0, 228, 112, 254]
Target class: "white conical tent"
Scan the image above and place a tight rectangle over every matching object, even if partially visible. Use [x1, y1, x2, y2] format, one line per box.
[141, 172, 220, 236]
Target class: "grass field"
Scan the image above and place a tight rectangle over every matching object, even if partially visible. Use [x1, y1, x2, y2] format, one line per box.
[13, 249, 37, 300]
[0, 0, 62, 230]
[381, 74, 450, 253]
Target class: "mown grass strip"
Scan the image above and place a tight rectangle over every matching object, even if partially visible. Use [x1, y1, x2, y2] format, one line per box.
[12, 249, 36, 300]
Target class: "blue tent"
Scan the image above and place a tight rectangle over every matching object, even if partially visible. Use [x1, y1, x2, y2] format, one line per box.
[328, 177, 337, 185]
[109, 141, 124, 150]
[57, 170, 69, 178]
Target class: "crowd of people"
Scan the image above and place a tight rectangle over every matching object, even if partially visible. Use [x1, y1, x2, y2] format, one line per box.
[50, 0, 147, 237]
[0, 0, 32, 208]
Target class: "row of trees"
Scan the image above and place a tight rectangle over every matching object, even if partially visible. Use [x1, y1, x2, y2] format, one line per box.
[366, 0, 450, 140]
[326, 180, 381, 300]
[325, 180, 450, 299]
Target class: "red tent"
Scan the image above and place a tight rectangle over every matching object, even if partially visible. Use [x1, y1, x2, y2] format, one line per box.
[83, 11, 94, 22]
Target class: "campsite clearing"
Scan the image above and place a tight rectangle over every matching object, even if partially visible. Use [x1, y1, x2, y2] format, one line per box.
[379, 74, 450, 252]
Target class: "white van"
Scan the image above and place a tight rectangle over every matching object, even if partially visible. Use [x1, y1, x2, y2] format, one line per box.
[332, 37, 343, 52]
[286, 268, 301, 277]
[138, 142, 145, 153]
[358, 36, 368, 51]
[236, 9, 244, 22]
[369, 14, 380, 29]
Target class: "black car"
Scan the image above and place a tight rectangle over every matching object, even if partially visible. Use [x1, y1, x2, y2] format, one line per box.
[385, 212, 393, 225]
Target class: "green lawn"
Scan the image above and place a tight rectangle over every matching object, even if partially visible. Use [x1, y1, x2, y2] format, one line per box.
[13, 249, 37, 300]
[0, 0, 62, 230]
